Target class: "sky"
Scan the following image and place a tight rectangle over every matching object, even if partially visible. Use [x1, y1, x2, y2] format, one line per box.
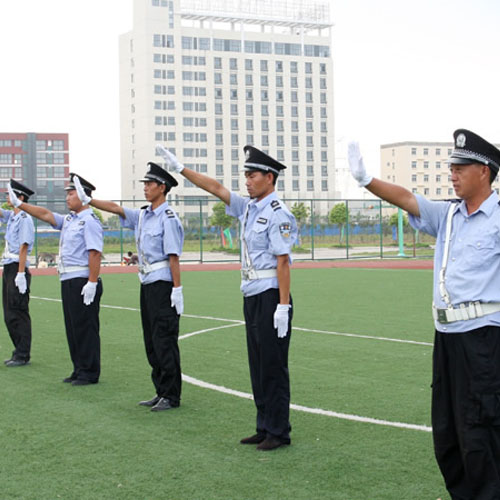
[0, 0, 499, 199]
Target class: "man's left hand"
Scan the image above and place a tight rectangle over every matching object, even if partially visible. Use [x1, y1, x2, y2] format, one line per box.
[171, 286, 184, 315]
[15, 272, 27, 294]
[81, 281, 97, 305]
[274, 304, 291, 338]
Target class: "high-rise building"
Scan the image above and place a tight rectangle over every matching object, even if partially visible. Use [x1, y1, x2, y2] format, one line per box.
[119, 0, 335, 214]
[0, 132, 69, 212]
[381, 141, 500, 200]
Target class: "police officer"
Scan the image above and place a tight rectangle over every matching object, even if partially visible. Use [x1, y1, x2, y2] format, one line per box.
[349, 130, 500, 499]
[74, 163, 184, 411]
[158, 144, 297, 450]
[1, 180, 35, 367]
[8, 173, 103, 385]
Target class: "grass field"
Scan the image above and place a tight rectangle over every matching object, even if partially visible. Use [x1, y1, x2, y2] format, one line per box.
[0, 267, 449, 500]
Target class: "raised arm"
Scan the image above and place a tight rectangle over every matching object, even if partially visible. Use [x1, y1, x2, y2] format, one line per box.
[157, 145, 231, 205]
[8, 183, 57, 226]
[72, 175, 126, 218]
[348, 142, 420, 217]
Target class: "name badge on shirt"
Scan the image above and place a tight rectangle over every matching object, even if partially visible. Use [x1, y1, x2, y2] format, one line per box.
[257, 217, 267, 224]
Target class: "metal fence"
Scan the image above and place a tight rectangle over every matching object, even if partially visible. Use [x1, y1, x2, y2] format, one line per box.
[2, 198, 436, 267]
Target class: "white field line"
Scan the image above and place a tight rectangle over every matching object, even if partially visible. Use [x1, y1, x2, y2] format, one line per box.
[31, 295, 433, 432]
[183, 374, 432, 433]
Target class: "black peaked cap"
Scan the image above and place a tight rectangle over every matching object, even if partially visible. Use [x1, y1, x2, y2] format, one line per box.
[66, 172, 96, 192]
[140, 162, 178, 188]
[243, 145, 287, 175]
[10, 179, 34, 198]
[449, 129, 500, 174]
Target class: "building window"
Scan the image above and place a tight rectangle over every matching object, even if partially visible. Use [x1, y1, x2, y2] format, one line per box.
[423, 148, 429, 155]
[307, 180, 314, 191]
[321, 180, 328, 191]
[231, 179, 239, 191]
[260, 60, 268, 72]
[292, 180, 299, 191]
[411, 161, 417, 169]
[411, 174, 417, 182]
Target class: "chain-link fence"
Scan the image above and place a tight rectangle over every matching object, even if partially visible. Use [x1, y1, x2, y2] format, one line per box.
[1, 198, 436, 267]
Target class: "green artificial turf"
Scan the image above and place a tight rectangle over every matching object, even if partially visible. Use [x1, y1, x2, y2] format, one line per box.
[0, 268, 448, 499]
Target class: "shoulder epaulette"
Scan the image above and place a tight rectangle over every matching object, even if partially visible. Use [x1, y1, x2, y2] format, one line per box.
[21, 212, 27, 218]
[270, 200, 281, 211]
[141, 205, 148, 210]
[165, 209, 175, 218]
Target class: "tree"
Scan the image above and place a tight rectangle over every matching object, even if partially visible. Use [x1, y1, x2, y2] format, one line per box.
[328, 203, 348, 243]
[389, 212, 409, 227]
[290, 202, 310, 247]
[209, 201, 233, 246]
[92, 207, 104, 224]
[106, 215, 121, 229]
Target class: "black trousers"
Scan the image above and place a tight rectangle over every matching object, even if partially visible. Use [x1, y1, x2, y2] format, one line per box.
[2, 262, 32, 361]
[61, 277, 102, 382]
[140, 280, 181, 405]
[432, 326, 500, 500]
[243, 288, 292, 441]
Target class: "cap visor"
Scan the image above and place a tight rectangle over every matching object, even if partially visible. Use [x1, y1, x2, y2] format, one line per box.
[448, 156, 475, 165]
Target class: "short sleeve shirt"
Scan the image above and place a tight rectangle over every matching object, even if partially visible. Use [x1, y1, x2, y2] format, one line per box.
[1, 210, 35, 266]
[121, 201, 184, 285]
[53, 208, 103, 281]
[226, 191, 297, 297]
[409, 192, 500, 332]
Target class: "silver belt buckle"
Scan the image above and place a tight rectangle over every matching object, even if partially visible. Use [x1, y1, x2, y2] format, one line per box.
[241, 269, 249, 280]
[436, 308, 449, 324]
[139, 265, 146, 274]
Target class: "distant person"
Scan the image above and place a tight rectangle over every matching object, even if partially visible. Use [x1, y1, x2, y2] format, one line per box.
[158, 144, 297, 450]
[125, 251, 139, 265]
[8, 173, 103, 385]
[73, 163, 184, 411]
[1, 180, 35, 367]
[349, 130, 500, 499]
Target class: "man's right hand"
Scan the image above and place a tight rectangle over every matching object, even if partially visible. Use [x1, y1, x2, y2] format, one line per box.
[156, 145, 184, 173]
[348, 141, 373, 187]
[7, 182, 22, 208]
[73, 176, 92, 205]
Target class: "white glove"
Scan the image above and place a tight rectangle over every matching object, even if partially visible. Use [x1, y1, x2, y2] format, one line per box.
[7, 183, 22, 208]
[171, 286, 184, 315]
[15, 272, 27, 294]
[73, 175, 92, 205]
[274, 304, 291, 338]
[347, 141, 373, 187]
[81, 281, 97, 306]
[156, 144, 184, 173]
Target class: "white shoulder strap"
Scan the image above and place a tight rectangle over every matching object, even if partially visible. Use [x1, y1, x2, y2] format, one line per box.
[438, 203, 457, 307]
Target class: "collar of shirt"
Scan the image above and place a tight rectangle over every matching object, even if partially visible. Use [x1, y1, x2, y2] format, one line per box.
[457, 190, 499, 218]
[69, 207, 93, 220]
[248, 190, 278, 213]
[145, 200, 169, 216]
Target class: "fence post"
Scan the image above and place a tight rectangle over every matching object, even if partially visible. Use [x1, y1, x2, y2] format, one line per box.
[199, 200, 203, 263]
[346, 200, 349, 259]
[379, 200, 383, 258]
[119, 200, 124, 263]
[310, 199, 315, 261]
[34, 218, 38, 265]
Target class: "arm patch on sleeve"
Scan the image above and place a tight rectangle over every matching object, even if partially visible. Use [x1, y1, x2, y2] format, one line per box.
[279, 222, 291, 238]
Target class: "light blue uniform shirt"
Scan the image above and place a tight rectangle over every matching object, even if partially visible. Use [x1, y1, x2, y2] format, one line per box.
[53, 208, 103, 282]
[1, 210, 35, 266]
[226, 191, 297, 297]
[121, 201, 184, 285]
[409, 192, 500, 333]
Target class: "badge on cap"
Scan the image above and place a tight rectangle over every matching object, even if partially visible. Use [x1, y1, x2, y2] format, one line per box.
[456, 133, 466, 148]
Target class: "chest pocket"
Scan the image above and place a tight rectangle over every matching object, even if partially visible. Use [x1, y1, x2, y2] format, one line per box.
[142, 227, 164, 256]
[463, 230, 499, 271]
[64, 223, 84, 247]
[250, 222, 269, 250]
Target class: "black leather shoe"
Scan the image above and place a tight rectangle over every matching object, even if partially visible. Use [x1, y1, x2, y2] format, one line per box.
[71, 379, 97, 386]
[63, 374, 77, 383]
[240, 433, 266, 445]
[4, 358, 13, 365]
[5, 359, 30, 367]
[256, 437, 290, 451]
[138, 396, 160, 407]
[151, 397, 179, 412]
